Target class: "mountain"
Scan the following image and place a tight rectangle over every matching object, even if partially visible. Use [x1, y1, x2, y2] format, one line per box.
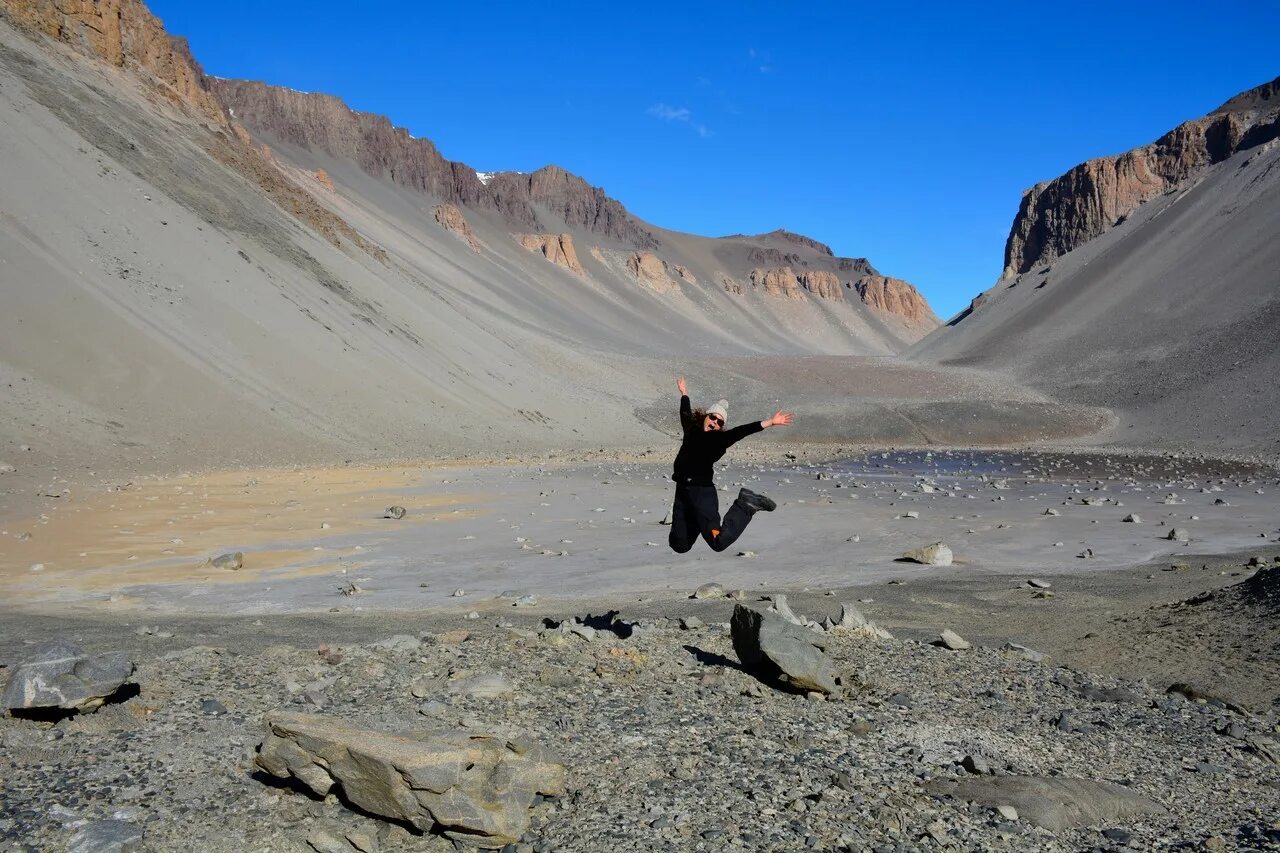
[0, 0, 953, 485]
[908, 75, 1280, 453]
[208, 77, 939, 340]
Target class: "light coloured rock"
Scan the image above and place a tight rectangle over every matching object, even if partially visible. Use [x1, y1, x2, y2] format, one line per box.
[434, 203, 481, 252]
[669, 263, 696, 283]
[928, 775, 1162, 831]
[448, 673, 514, 699]
[625, 251, 676, 292]
[67, 819, 143, 853]
[384, 505, 406, 519]
[1, 639, 134, 712]
[1168, 527, 1190, 542]
[749, 267, 804, 300]
[312, 168, 336, 194]
[901, 542, 953, 566]
[692, 582, 725, 600]
[855, 275, 938, 326]
[517, 233, 584, 275]
[211, 551, 243, 570]
[1123, 513, 1142, 523]
[731, 603, 836, 694]
[938, 629, 971, 650]
[255, 711, 565, 846]
[798, 269, 843, 300]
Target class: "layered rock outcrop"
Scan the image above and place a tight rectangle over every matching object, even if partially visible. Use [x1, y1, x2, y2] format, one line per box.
[1003, 75, 1280, 277]
[750, 267, 805, 300]
[517, 233, 584, 275]
[799, 270, 843, 301]
[1, 0, 226, 125]
[856, 275, 938, 325]
[435, 203, 481, 252]
[312, 168, 335, 193]
[209, 81, 660, 249]
[626, 251, 676, 292]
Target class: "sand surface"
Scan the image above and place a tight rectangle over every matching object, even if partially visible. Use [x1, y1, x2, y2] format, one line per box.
[4, 452, 1275, 619]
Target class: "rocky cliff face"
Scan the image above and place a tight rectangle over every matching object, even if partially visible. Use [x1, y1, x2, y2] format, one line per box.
[209, 80, 659, 249]
[517, 233, 584, 276]
[435, 203, 481, 252]
[1, 0, 225, 124]
[1003, 75, 1280, 277]
[799, 270, 843, 301]
[626, 251, 676, 292]
[855, 275, 938, 325]
[750, 267, 805, 300]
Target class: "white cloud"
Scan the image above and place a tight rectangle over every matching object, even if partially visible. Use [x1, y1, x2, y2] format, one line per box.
[647, 102, 713, 138]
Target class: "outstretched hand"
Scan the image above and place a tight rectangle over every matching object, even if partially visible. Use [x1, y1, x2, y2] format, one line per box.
[676, 376, 688, 396]
[765, 410, 794, 428]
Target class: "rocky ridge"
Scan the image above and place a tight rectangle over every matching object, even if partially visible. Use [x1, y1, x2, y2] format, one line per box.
[0, 0, 225, 125]
[209, 80, 659, 250]
[1002, 74, 1280, 277]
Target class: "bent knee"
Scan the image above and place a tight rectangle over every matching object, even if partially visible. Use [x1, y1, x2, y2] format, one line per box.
[668, 538, 694, 554]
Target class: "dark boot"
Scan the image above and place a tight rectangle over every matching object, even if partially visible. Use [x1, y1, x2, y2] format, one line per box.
[736, 487, 776, 513]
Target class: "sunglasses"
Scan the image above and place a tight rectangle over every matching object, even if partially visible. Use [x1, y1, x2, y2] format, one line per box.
[707, 415, 724, 426]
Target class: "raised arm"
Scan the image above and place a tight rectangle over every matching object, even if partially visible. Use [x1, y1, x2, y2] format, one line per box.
[722, 409, 794, 446]
[677, 376, 694, 430]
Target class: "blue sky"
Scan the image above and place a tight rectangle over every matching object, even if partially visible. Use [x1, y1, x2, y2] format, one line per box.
[151, 0, 1280, 318]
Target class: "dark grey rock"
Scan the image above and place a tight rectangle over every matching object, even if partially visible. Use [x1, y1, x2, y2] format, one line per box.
[1, 639, 134, 713]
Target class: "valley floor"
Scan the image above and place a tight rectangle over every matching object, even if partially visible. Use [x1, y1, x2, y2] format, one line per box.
[1, 451, 1278, 850]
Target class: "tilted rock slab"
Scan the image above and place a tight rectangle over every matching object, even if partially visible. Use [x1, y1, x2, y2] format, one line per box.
[731, 603, 837, 694]
[255, 711, 566, 847]
[928, 775, 1163, 831]
[1, 639, 134, 713]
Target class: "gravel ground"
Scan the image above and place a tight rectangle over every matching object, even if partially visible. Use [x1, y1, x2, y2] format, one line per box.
[2, 595, 1278, 852]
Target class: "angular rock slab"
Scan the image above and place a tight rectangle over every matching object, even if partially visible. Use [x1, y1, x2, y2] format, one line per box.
[1, 639, 134, 712]
[928, 775, 1162, 831]
[731, 604, 837, 694]
[255, 711, 566, 847]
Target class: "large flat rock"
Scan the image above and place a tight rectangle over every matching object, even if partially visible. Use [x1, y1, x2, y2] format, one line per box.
[255, 711, 566, 847]
[928, 775, 1164, 831]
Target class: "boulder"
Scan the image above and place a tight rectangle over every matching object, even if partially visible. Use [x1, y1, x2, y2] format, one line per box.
[255, 711, 565, 847]
[731, 604, 837, 694]
[938, 629, 971, 651]
[2, 639, 134, 713]
[901, 542, 953, 566]
[692, 582, 724, 600]
[927, 775, 1162, 831]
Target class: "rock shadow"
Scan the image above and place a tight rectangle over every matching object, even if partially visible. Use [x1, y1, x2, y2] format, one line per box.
[682, 644, 745, 674]
[8, 682, 141, 723]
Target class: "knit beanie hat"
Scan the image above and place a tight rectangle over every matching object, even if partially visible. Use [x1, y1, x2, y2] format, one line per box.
[706, 400, 728, 421]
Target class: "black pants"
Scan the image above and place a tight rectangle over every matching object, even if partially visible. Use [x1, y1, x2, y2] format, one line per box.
[668, 484, 754, 553]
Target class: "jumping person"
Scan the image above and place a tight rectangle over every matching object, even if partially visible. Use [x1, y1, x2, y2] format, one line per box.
[668, 376, 793, 553]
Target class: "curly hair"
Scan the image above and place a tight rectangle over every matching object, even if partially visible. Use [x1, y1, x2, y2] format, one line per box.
[682, 406, 709, 433]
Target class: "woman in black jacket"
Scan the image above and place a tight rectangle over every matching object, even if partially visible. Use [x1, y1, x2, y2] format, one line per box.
[668, 376, 793, 553]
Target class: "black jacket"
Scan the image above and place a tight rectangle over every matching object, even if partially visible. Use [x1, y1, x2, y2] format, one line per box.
[671, 395, 763, 485]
